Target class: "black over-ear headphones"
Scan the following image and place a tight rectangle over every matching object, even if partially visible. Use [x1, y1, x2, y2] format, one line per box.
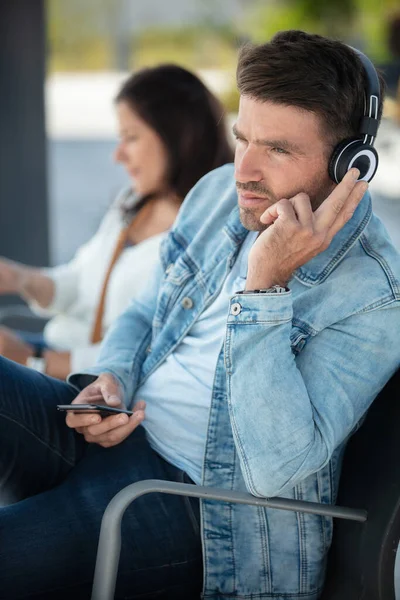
[328, 47, 380, 184]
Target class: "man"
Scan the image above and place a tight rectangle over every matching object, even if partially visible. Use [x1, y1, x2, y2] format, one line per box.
[0, 31, 399, 600]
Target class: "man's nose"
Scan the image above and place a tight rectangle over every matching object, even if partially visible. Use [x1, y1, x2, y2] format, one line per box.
[234, 145, 263, 183]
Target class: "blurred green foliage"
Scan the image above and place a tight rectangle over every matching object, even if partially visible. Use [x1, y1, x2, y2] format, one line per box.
[47, 0, 115, 70]
[47, 0, 240, 72]
[219, 85, 240, 114]
[134, 26, 239, 70]
[47, 0, 400, 71]
[246, 0, 400, 62]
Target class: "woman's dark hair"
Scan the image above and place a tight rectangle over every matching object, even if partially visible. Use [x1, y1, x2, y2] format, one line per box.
[236, 30, 385, 151]
[115, 64, 233, 203]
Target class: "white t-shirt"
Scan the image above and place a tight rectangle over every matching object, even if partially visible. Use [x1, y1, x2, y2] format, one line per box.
[135, 231, 258, 484]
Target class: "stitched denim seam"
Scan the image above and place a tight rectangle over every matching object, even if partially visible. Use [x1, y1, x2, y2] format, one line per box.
[258, 505, 272, 594]
[227, 319, 292, 326]
[229, 451, 237, 593]
[202, 590, 323, 599]
[360, 233, 400, 296]
[0, 411, 76, 467]
[295, 485, 307, 593]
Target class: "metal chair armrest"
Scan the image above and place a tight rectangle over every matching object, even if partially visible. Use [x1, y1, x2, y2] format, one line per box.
[91, 479, 367, 600]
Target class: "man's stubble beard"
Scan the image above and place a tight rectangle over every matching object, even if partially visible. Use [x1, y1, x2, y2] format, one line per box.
[239, 207, 269, 232]
[238, 177, 335, 232]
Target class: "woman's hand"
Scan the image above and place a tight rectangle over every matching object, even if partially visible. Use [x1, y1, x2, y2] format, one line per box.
[0, 258, 26, 295]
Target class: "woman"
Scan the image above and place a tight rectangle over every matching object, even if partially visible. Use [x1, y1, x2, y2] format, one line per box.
[0, 64, 233, 379]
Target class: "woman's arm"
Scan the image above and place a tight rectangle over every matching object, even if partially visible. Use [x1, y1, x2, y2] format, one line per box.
[0, 257, 55, 308]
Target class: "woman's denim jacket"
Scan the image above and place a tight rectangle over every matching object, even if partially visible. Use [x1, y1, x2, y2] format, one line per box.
[71, 164, 400, 599]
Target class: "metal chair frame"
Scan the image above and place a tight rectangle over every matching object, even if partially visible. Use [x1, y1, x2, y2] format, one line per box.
[90, 368, 400, 600]
[91, 481, 367, 600]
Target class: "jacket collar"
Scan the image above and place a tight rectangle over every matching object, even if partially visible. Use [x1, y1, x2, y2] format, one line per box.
[295, 190, 372, 285]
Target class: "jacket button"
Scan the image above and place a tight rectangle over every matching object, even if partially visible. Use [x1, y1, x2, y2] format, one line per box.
[165, 263, 174, 275]
[231, 302, 242, 316]
[146, 345, 152, 354]
[181, 296, 194, 309]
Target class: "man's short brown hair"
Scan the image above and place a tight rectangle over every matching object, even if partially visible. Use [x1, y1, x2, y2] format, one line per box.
[236, 30, 385, 149]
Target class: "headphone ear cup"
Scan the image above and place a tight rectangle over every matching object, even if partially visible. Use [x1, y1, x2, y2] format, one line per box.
[328, 138, 361, 183]
[329, 138, 379, 184]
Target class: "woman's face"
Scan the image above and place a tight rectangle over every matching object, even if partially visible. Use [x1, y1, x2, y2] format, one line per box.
[114, 100, 169, 197]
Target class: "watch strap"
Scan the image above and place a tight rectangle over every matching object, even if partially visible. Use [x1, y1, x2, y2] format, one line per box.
[236, 285, 289, 295]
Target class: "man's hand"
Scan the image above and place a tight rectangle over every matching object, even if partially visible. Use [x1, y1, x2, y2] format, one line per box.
[66, 372, 145, 447]
[0, 326, 34, 364]
[246, 169, 369, 290]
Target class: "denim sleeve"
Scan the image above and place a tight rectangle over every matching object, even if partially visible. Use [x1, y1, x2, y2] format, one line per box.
[225, 291, 400, 497]
[67, 259, 164, 405]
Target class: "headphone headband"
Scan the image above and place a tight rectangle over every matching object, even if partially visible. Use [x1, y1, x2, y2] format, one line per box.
[350, 47, 380, 143]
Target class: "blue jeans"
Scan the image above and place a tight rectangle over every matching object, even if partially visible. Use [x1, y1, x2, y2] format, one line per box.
[0, 356, 202, 599]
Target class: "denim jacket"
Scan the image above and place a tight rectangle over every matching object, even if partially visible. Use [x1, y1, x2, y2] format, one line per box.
[70, 164, 400, 599]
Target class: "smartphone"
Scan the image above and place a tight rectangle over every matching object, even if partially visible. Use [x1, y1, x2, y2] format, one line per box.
[57, 404, 133, 418]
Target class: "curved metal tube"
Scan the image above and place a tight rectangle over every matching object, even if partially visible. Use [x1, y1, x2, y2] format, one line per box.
[91, 479, 367, 600]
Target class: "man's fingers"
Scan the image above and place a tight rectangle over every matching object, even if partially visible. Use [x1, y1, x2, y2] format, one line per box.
[80, 384, 103, 399]
[85, 412, 130, 436]
[84, 410, 145, 446]
[86, 405, 145, 437]
[105, 394, 121, 407]
[260, 198, 298, 225]
[71, 392, 104, 405]
[134, 400, 146, 411]
[66, 411, 102, 429]
[327, 180, 369, 239]
[315, 168, 361, 229]
[260, 203, 279, 225]
[100, 380, 122, 406]
[66, 389, 105, 428]
[287, 193, 313, 227]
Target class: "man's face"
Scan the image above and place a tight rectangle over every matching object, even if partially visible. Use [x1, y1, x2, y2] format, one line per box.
[234, 96, 336, 231]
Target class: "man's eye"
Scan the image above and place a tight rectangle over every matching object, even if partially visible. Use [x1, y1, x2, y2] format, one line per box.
[272, 147, 288, 154]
